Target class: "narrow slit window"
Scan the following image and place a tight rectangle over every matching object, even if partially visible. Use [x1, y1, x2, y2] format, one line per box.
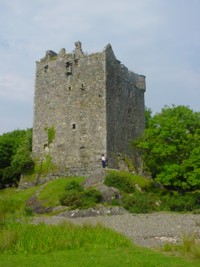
[44, 65, 48, 72]
[128, 108, 131, 118]
[75, 59, 79, 66]
[66, 61, 72, 76]
[72, 123, 76, 129]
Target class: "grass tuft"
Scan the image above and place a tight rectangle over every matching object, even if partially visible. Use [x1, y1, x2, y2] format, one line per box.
[0, 222, 131, 254]
[162, 233, 200, 260]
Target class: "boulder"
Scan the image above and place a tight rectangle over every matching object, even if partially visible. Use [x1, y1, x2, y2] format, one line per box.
[82, 168, 122, 203]
[82, 168, 107, 188]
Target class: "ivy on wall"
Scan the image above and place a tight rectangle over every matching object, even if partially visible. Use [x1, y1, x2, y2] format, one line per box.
[44, 127, 56, 144]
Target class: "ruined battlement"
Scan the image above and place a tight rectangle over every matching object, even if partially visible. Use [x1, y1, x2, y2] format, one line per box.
[32, 41, 146, 176]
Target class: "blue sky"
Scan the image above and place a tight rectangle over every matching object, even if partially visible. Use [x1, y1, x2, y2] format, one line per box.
[0, 0, 200, 134]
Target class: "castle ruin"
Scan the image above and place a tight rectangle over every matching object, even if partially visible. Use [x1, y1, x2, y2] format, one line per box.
[32, 41, 146, 176]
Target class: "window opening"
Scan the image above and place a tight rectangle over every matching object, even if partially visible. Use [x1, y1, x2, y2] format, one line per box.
[128, 108, 131, 118]
[75, 59, 79, 66]
[66, 61, 72, 76]
[44, 65, 48, 72]
[72, 123, 76, 129]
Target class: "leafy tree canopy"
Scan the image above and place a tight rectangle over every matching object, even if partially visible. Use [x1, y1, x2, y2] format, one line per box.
[133, 105, 200, 190]
[0, 129, 33, 187]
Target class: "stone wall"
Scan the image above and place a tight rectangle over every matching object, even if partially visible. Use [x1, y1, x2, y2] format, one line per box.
[32, 41, 146, 176]
[104, 44, 146, 168]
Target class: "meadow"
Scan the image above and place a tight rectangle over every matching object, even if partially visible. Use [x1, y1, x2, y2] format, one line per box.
[1, 173, 200, 267]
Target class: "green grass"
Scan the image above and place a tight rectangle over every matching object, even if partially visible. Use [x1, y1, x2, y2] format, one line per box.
[0, 186, 38, 217]
[105, 170, 152, 193]
[0, 186, 37, 204]
[0, 221, 200, 267]
[162, 233, 200, 260]
[34, 155, 58, 175]
[1, 176, 200, 266]
[1, 247, 200, 267]
[37, 177, 85, 207]
[19, 172, 37, 183]
[0, 222, 131, 254]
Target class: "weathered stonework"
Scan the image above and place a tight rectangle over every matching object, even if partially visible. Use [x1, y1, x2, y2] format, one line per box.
[32, 41, 146, 176]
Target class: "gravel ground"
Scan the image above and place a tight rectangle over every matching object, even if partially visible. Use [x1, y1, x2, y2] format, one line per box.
[32, 209, 200, 248]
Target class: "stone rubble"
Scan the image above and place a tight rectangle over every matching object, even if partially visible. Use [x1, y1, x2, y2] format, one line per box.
[32, 211, 200, 248]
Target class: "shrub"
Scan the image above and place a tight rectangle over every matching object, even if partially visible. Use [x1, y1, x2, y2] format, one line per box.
[122, 192, 159, 213]
[65, 181, 83, 192]
[104, 170, 153, 193]
[24, 206, 34, 216]
[34, 155, 57, 175]
[160, 191, 200, 212]
[59, 181, 103, 209]
[37, 177, 84, 208]
[83, 188, 103, 204]
[60, 191, 82, 208]
[104, 171, 135, 193]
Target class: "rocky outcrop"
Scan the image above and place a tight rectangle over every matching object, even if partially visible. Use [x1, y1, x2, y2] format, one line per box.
[82, 168, 122, 203]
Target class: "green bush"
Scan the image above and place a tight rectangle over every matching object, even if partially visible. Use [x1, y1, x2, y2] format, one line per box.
[60, 191, 82, 208]
[121, 190, 200, 214]
[122, 192, 159, 213]
[104, 170, 200, 214]
[83, 188, 103, 204]
[34, 155, 57, 175]
[59, 181, 103, 209]
[104, 171, 135, 193]
[104, 170, 153, 193]
[37, 177, 84, 208]
[24, 206, 34, 216]
[160, 191, 200, 212]
[65, 181, 83, 192]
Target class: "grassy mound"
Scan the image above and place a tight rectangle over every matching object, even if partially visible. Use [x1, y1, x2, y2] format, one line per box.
[1, 175, 200, 266]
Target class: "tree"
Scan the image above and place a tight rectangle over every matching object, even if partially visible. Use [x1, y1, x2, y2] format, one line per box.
[144, 106, 152, 129]
[133, 105, 200, 190]
[0, 129, 33, 187]
[11, 129, 34, 173]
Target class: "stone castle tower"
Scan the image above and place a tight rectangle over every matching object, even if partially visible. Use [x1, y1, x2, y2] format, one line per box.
[32, 41, 146, 175]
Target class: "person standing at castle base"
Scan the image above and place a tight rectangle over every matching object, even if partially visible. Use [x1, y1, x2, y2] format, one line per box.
[101, 154, 106, 168]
